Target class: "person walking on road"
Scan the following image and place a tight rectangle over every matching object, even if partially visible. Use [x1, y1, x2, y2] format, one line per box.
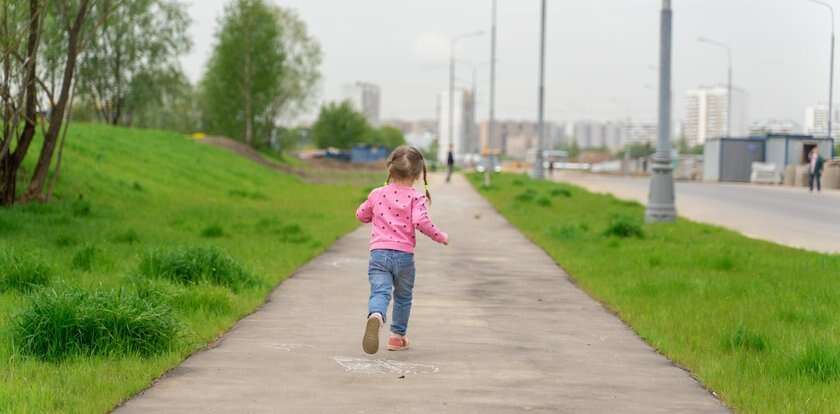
[355, 146, 449, 354]
[446, 144, 455, 183]
[809, 147, 825, 193]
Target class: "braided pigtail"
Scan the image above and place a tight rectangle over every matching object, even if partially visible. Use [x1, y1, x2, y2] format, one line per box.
[423, 162, 431, 205]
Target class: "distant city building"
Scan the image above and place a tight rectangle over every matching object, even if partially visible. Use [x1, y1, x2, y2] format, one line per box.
[436, 89, 477, 164]
[476, 120, 566, 160]
[804, 104, 840, 139]
[572, 121, 606, 149]
[383, 119, 438, 151]
[749, 119, 801, 136]
[342, 82, 381, 126]
[623, 122, 658, 147]
[684, 85, 749, 146]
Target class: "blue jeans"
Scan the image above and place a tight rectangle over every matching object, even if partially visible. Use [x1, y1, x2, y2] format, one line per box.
[368, 249, 416, 336]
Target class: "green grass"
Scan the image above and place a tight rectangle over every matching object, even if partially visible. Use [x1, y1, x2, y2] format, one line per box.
[0, 123, 370, 413]
[469, 173, 840, 414]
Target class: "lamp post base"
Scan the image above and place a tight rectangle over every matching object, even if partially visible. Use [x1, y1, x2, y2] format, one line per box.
[645, 159, 677, 223]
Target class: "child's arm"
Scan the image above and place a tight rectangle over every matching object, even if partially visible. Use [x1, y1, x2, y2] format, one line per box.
[412, 195, 448, 245]
[356, 196, 373, 223]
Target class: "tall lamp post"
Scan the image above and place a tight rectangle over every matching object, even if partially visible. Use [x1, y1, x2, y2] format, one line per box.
[533, 0, 547, 180]
[698, 37, 733, 137]
[646, 0, 677, 223]
[485, 0, 498, 188]
[807, 0, 835, 140]
[449, 31, 484, 168]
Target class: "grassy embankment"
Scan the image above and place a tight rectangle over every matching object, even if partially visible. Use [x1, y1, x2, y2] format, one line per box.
[0, 123, 373, 413]
[469, 172, 840, 414]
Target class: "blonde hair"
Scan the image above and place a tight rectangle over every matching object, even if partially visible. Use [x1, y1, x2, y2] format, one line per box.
[385, 145, 431, 203]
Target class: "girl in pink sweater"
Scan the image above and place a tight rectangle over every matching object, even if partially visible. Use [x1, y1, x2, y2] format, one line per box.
[355, 146, 449, 354]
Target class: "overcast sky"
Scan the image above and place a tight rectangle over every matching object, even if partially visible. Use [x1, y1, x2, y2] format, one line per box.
[182, 0, 833, 125]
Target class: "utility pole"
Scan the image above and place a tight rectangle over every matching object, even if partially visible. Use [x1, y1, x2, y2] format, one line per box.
[485, 0, 498, 188]
[646, 0, 677, 223]
[533, 0, 546, 180]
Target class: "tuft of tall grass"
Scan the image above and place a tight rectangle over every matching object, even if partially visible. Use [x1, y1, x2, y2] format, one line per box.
[112, 229, 140, 244]
[137, 246, 260, 291]
[200, 225, 225, 238]
[723, 325, 768, 352]
[0, 252, 51, 293]
[550, 188, 572, 198]
[71, 197, 92, 217]
[11, 286, 179, 360]
[71, 245, 99, 272]
[796, 344, 840, 383]
[276, 223, 310, 244]
[604, 215, 645, 239]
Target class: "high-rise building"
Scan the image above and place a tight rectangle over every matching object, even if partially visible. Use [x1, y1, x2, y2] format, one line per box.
[684, 85, 749, 146]
[342, 82, 381, 126]
[436, 89, 477, 164]
[804, 104, 840, 139]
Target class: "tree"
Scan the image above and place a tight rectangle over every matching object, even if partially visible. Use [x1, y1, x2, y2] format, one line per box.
[201, 0, 321, 147]
[368, 126, 406, 150]
[0, 0, 99, 205]
[312, 101, 369, 150]
[76, 0, 191, 126]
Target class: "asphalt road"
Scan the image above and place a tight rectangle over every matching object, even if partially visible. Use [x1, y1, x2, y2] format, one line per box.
[116, 174, 727, 414]
[553, 172, 840, 253]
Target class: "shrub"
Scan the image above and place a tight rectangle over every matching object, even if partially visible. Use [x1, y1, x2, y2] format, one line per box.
[0, 252, 51, 293]
[137, 246, 260, 291]
[795, 344, 840, 383]
[604, 215, 645, 239]
[71, 245, 99, 272]
[11, 287, 178, 360]
[723, 326, 768, 352]
[200, 225, 225, 238]
[112, 229, 140, 244]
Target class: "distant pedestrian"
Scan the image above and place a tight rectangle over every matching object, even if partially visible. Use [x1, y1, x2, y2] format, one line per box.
[355, 146, 449, 354]
[548, 159, 554, 177]
[809, 147, 825, 192]
[446, 144, 455, 183]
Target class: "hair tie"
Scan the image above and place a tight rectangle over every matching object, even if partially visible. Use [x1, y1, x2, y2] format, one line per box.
[424, 184, 430, 191]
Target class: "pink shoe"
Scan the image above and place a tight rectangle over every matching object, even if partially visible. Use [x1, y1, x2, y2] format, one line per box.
[362, 314, 382, 354]
[387, 335, 410, 351]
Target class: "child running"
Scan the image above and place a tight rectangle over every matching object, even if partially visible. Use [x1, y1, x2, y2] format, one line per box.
[355, 146, 449, 354]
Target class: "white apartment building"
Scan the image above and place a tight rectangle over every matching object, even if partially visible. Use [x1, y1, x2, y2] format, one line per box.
[684, 85, 748, 146]
[805, 104, 840, 139]
[342, 82, 381, 126]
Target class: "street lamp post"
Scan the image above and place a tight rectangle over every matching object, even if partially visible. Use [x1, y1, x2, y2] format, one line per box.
[807, 0, 835, 140]
[698, 37, 733, 137]
[533, 0, 547, 180]
[449, 31, 484, 171]
[485, 0, 498, 188]
[646, 0, 677, 223]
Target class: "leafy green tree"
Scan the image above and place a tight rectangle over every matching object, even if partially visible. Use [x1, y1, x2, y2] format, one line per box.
[368, 126, 406, 150]
[312, 101, 369, 149]
[76, 0, 191, 126]
[201, 0, 321, 147]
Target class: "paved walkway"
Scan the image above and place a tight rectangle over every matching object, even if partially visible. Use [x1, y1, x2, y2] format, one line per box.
[117, 174, 728, 414]
[552, 172, 840, 253]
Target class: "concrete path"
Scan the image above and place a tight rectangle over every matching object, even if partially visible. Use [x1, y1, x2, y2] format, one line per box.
[117, 174, 728, 414]
[553, 172, 840, 253]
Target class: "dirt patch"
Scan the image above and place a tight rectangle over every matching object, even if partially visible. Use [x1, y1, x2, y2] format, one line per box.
[200, 136, 306, 176]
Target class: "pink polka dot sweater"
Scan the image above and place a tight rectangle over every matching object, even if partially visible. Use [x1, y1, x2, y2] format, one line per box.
[355, 183, 448, 253]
